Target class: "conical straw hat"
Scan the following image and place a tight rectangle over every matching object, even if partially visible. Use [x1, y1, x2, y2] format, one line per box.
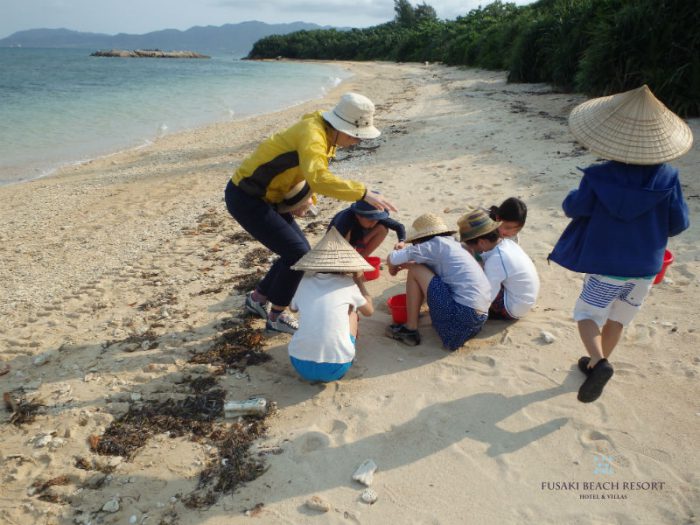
[405, 213, 456, 243]
[292, 227, 374, 272]
[569, 85, 693, 165]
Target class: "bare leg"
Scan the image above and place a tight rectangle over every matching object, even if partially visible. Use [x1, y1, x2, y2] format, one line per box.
[405, 264, 435, 330]
[356, 225, 389, 257]
[601, 320, 624, 359]
[577, 319, 605, 368]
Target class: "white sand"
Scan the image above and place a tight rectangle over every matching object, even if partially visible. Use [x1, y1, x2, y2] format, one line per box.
[1, 61, 698, 525]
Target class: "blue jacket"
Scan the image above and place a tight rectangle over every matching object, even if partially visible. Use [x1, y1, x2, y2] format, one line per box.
[548, 161, 689, 277]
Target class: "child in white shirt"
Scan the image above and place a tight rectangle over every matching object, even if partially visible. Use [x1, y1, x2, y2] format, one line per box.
[289, 227, 374, 382]
[459, 208, 539, 320]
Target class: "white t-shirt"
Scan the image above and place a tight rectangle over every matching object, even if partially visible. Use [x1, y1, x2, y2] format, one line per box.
[480, 238, 540, 318]
[289, 273, 367, 364]
[389, 236, 492, 313]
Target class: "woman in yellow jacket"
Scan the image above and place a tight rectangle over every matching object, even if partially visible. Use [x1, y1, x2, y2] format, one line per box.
[225, 92, 396, 334]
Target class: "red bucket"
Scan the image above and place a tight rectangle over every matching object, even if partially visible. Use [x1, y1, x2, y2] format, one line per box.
[364, 256, 381, 281]
[653, 249, 674, 285]
[387, 293, 407, 324]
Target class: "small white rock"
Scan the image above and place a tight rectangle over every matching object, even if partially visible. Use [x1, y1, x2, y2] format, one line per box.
[352, 459, 378, 486]
[540, 331, 556, 344]
[305, 495, 331, 513]
[130, 392, 142, 402]
[33, 434, 53, 448]
[361, 488, 378, 504]
[129, 515, 138, 524]
[102, 498, 120, 513]
[33, 353, 50, 366]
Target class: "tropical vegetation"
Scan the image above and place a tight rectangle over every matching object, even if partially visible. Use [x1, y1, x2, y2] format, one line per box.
[248, 0, 700, 116]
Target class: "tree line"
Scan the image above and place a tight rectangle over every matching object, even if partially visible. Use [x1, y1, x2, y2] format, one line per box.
[248, 0, 699, 117]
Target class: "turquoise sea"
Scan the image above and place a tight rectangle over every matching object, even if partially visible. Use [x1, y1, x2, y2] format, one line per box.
[0, 48, 350, 185]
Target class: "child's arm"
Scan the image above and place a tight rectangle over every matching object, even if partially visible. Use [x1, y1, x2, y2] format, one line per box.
[381, 217, 407, 247]
[352, 273, 374, 316]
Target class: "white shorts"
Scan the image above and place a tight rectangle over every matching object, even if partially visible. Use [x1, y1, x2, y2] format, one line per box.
[573, 274, 653, 328]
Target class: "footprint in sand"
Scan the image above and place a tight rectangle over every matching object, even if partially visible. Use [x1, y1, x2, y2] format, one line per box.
[580, 429, 614, 450]
[297, 431, 331, 454]
[463, 354, 498, 376]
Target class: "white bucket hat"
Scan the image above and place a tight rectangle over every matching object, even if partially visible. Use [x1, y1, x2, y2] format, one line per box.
[405, 213, 456, 243]
[323, 93, 381, 140]
[568, 85, 693, 165]
[292, 227, 373, 272]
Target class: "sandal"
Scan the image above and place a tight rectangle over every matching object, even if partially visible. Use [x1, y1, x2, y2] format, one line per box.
[577, 356, 592, 375]
[577, 359, 614, 403]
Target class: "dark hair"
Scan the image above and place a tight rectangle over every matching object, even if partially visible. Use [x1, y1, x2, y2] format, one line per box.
[463, 230, 500, 245]
[489, 197, 527, 225]
[411, 231, 453, 244]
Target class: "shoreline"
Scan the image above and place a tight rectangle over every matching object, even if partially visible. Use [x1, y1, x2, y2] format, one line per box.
[1, 61, 698, 525]
[0, 56, 349, 188]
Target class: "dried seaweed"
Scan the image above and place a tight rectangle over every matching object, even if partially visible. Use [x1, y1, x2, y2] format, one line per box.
[183, 418, 268, 509]
[189, 319, 269, 370]
[222, 268, 265, 294]
[31, 475, 70, 493]
[195, 286, 224, 296]
[186, 375, 219, 394]
[241, 247, 272, 269]
[3, 390, 44, 426]
[224, 231, 254, 245]
[103, 328, 159, 351]
[92, 390, 225, 459]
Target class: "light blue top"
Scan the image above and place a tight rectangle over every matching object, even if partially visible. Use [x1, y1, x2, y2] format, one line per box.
[390, 236, 492, 312]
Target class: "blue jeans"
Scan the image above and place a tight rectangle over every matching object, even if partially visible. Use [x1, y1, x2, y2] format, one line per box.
[225, 180, 310, 307]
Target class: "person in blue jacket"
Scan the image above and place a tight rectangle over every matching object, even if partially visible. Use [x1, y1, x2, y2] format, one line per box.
[549, 85, 692, 403]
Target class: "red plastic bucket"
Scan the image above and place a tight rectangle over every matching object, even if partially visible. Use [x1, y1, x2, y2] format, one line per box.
[387, 293, 408, 324]
[364, 256, 381, 281]
[653, 249, 674, 285]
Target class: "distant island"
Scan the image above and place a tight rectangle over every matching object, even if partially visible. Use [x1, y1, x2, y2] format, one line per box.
[91, 49, 210, 59]
[0, 21, 337, 57]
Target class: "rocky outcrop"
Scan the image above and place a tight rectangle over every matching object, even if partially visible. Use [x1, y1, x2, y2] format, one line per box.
[91, 49, 210, 58]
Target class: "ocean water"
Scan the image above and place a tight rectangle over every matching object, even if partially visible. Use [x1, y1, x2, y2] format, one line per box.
[0, 48, 350, 185]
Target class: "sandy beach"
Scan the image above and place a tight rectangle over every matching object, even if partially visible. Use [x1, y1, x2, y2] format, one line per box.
[1, 61, 698, 524]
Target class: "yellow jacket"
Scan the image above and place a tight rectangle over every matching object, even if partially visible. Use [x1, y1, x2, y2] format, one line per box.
[232, 111, 366, 204]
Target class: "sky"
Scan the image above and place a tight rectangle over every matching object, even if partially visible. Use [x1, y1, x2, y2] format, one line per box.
[1, 0, 536, 39]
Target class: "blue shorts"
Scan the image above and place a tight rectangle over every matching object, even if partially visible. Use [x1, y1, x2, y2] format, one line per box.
[427, 276, 488, 351]
[290, 335, 355, 382]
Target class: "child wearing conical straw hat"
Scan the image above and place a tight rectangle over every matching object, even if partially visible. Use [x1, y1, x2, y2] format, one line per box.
[548, 85, 692, 403]
[288, 227, 375, 382]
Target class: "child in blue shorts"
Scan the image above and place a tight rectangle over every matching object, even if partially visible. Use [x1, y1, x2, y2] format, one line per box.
[549, 85, 691, 403]
[288, 227, 374, 382]
[385, 213, 492, 351]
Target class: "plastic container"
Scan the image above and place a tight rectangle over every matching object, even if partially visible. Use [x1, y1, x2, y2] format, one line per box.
[224, 397, 267, 418]
[653, 249, 674, 285]
[387, 293, 408, 324]
[364, 256, 381, 281]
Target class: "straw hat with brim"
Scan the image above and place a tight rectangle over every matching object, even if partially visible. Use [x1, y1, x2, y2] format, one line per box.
[292, 227, 373, 272]
[405, 213, 456, 243]
[277, 180, 312, 214]
[569, 84, 693, 165]
[323, 92, 381, 140]
[457, 208, 501, 242]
